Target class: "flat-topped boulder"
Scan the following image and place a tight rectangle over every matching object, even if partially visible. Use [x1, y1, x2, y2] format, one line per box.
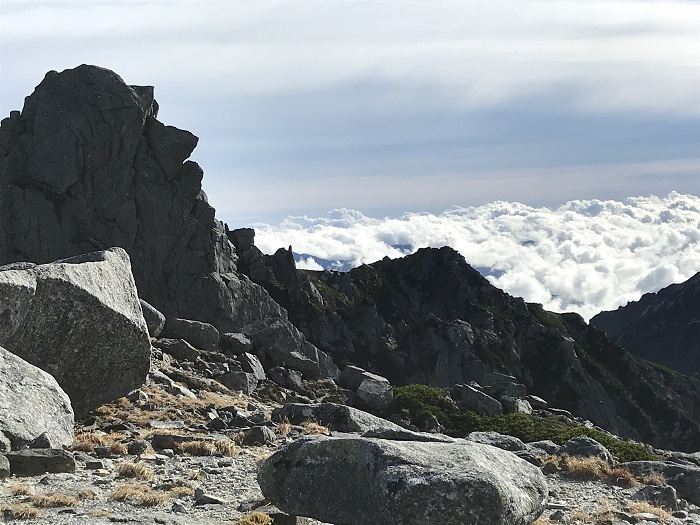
[258, 434, 548, 525]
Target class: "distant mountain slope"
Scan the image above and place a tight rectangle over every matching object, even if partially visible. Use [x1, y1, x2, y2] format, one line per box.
[233, 238, 700, 452]
[591, 272, 700, 376]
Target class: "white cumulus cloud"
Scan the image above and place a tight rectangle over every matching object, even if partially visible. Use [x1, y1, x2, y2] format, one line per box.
[254, 192, 700, 320]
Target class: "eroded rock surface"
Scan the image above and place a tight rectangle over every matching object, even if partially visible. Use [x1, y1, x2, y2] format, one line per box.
[258, 434, 548, 525]
[0, 248, 151, 416]
[0, 346, 74, 450]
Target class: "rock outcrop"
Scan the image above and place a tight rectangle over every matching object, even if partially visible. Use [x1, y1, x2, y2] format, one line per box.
[239, 243, 700, 452]
[0, 248, 150, 416]
[258, 434, 548, 525]
[591, 272, 700, 376]
[0, 346, 74, 450]
[0, 64, 336, 382]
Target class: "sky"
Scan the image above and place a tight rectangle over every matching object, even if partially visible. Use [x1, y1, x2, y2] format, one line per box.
[1, 0, 699, 317]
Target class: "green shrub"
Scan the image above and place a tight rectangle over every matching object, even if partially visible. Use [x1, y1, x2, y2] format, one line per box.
[389, 385, 657, 462]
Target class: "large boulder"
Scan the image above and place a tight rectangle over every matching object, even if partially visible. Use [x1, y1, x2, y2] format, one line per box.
[258, 434, 548, 525]
[0, 346, 74, 450]
[0, 248, 151, 416]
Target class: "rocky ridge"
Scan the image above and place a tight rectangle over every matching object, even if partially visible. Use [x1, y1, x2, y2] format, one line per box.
[234, 238, 700, 452]
[591, 272, 700, 376]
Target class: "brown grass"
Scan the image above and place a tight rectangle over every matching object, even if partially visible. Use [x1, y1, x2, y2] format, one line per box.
[0, 503, 42, 520]
[542, 455, 640, 487]
[176, 439, 237, 457]
[627, 501, 672, 522]
[168, 486, 195, 498]
[110, 483, 170, 507]
[117, 462, 154, 481]
[231, 512, 273, 525]
[30, 493, 79, 508]
[532, 518, 554, 525]
[9, 484, 32, 496]
[276, 420, 292, 437]
[640, 471, 667, 486]
[70, 431, 126, 452]
[300, 420, 330, 435]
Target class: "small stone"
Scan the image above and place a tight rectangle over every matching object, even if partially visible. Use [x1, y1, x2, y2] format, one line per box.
[194, 487, 226, 505]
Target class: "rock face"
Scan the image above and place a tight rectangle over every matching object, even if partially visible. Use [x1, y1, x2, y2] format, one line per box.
[239, 243, 700, 452]
[258, 434, 548, 525]
[0, 248, 151, 416]
[0, 64, 336, 381]
[0, 346, 74, 450]
[591, 272, 700, 376]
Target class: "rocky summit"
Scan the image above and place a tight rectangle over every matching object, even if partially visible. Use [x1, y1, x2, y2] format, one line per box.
[0, 65, 699, 525]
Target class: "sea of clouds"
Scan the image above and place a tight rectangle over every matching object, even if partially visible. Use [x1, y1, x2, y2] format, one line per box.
[254, 192, 700, 321]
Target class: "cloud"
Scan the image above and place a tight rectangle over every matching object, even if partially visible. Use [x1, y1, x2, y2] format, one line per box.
[253, 192, 700, 321]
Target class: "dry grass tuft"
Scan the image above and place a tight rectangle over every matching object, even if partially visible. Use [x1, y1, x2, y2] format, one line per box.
[627, 501, 672, 522]
[117, 462, 154, 481]
[542, 455, 640, 487]
[110, 483, 170, 507]
[110, 441, 129, 455]
[300, 420, 330, 435]
[30, 493, 79, 508]
[9, 484, 33, 496]
[640, 471, 667, 486]
[532, 517, 554, 525]
[276, 420, 292, 437]
[70, 431, 126, 452]
[168, 486, 195, 498]
[231, 512, 273, 525]
[0, 503, 42, 520]
[176, 439, 237, 457]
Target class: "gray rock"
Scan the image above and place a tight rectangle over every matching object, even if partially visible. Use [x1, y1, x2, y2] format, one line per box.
[527, 440, 561, 456]
[258, 434, 548, 525]
[268, 367, 304, 391]
[244, 426, 276, 446]
[557, 436, 614, 465]
[632, 485, 679, 511]
[0, 345, 74, 450]
[338, 365, 375, 391]
[467, 431, 527, 452]
[220, 332, 254, 355]
[140, 299, 166, 337]
[272, 403, 405, 433]
[0, 454, 9, 479]
[360, 427, 456, 443]
[163, 318, 220, 352]
[356, 375, 393, 413]
[218, 371, 258, 395]
[501, 396, 533, 415]
[239, 352, 266, 381]
[154, 338, 202, 362]
[453, 384, 504, 416]
[0, 248, 151, 417]
[0, 432, 10, 453]
[625, 461, 700, 505]
[484, 383, 528, 399]
[526, 394, 549, 409]
[6, 448, 76, 476]
[482, 372, 518, 386]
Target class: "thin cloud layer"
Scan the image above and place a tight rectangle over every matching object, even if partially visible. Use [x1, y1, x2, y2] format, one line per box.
[254, 193, 700, 320]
